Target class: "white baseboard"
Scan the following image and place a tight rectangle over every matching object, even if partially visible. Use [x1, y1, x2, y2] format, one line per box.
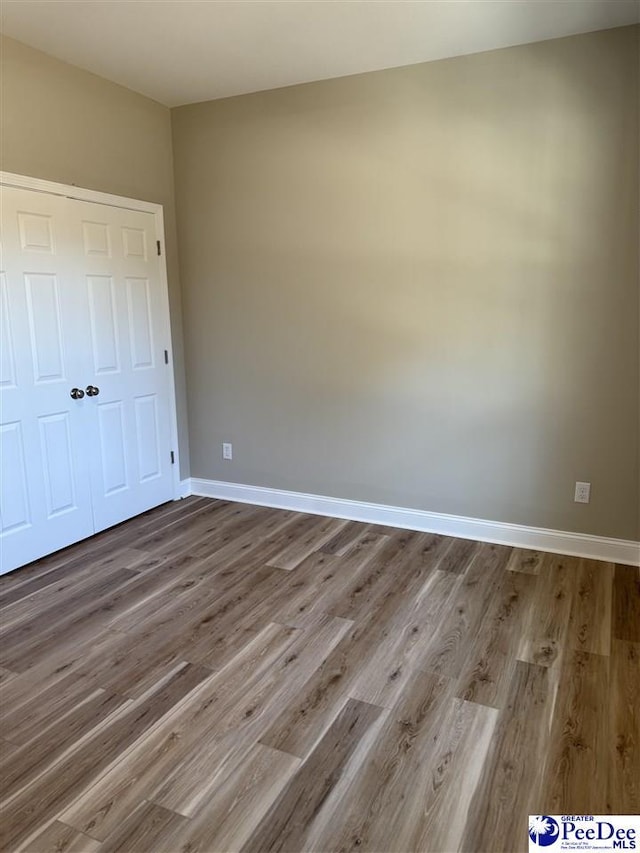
[188, 478, 640, 566]
[177, 479, 192, 499]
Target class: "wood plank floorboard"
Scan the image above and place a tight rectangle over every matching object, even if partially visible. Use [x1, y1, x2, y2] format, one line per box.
[21, 820, 101, 853]
[0, 499, 636, 852]
[541, 649, 610, 814]
[242, 698, 384, 853]
[455, 568, 536, 709]
[608, 638, 640, 813]
[612, 563, 640, 643]
[516, 552, 577, 669]
[460, 660, 554, 853]
[419, 542, 511, 679]
[505, 547, 545, 575]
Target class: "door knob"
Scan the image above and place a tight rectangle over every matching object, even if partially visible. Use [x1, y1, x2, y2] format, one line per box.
[85, 385, 100, 397]
[70, 387, 85, 399]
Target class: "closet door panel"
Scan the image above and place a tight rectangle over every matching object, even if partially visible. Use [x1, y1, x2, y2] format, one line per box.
[0, 187, 94, 575]
[72, 200, 174, 533]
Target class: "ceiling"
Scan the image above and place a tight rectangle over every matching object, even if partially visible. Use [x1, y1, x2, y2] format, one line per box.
[1, 0, 638, 107]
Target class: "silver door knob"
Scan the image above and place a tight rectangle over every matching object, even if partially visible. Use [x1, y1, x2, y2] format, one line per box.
[70, 387, 85, 399]
[85, 385, 100, 397]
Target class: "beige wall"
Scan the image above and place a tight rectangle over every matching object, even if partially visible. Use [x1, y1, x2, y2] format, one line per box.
[172, 25, 639, 540]
[0, 35, 190, 476]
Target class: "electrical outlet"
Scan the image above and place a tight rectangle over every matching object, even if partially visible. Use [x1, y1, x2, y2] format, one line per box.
[222, 442, 233, 461]
[574, 481, 591, 504]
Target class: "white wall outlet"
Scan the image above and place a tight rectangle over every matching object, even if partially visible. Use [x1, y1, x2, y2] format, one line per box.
[222, 442, 233, 461]
[574, 481, 591, 504]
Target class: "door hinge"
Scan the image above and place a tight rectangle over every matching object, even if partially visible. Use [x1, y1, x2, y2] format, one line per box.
[157, 240, 162, 256]
[164, 349, 169, 365]
[170, 451, 175, 465]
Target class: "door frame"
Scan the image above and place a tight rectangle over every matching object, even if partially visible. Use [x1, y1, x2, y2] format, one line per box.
[0, 170, 183, 501]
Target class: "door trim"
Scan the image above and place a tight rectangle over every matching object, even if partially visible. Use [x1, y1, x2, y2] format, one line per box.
[0, 171, 183, 500]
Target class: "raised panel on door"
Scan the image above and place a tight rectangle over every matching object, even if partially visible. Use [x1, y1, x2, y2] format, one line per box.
[72, 200, 174, 532]
[0, 273, 18, 390]
[38, 412, 80, 518]
[0, 421, 30, 536]
[96, 401, 129, 495]
[126, 277, 155, 369]
[87, 275, 120, 375]
[134, 394, 162, 483]
[0, 187, 94, 575]
[24, 273, 66, 383]
[18, 211, 56, 254]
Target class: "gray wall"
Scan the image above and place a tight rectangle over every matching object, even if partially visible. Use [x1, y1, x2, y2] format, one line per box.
[0, 35, 190, 477]
[172, 25, 639, 540]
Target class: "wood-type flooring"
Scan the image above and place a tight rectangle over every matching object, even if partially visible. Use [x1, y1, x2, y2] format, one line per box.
[0, 497, 638, 852]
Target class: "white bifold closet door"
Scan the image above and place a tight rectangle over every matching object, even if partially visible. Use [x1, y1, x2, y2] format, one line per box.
[0, 185, 175, 575]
